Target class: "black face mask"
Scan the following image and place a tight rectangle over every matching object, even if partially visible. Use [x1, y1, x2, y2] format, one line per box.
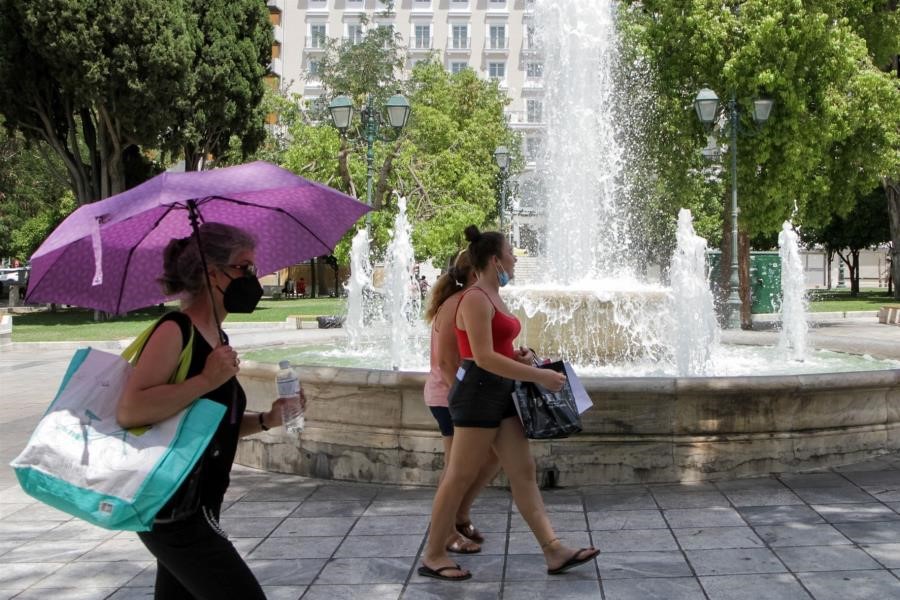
[218, 272, 263, 313]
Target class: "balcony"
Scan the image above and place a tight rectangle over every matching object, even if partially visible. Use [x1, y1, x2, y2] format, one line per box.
[521, 38, 541, 55]
[307, 1, 328, 14]
[484, 37, 509, 54]
[304, 38, 327, 52]
[522, 77, 544, 91]
[504, 110, 544, 128]
[446, 36, 471, 52]
[269, 56, 283, 76]
[272, 25, 283, 44]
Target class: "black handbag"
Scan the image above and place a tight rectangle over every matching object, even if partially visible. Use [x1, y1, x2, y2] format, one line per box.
[513, 361, 582, 440]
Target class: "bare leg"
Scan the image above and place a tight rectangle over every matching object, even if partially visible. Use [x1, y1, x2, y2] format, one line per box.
[423, 427, 498, 576]
[493, 416, 598, 571]
[457, 446, 501, 529]
[439, 435, 481, 552]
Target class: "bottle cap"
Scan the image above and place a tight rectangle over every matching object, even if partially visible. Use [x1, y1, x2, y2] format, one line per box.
[278, 360, 291, 369]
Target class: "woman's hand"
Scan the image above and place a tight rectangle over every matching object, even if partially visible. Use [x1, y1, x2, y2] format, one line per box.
[201, 344, 239, 390]
[514, 346, 536, 365]
[536, 368, 567, 392]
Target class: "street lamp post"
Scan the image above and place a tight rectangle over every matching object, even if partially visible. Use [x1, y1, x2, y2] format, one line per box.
[493, 145, 510, 235]
[694, 88, 774, 329]
[327, 92, 411, 221]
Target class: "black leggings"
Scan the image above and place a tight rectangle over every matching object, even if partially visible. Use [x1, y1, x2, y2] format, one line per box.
[137, 505, 265, 600]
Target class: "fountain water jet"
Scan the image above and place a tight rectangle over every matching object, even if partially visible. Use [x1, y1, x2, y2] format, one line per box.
[778, 221, 808, 361]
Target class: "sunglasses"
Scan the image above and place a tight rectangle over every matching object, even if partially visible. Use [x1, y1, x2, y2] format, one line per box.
[222, 263, 258, 277]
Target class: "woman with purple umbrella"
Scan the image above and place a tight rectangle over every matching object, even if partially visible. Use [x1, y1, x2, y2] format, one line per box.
[117, 222, 293, 599]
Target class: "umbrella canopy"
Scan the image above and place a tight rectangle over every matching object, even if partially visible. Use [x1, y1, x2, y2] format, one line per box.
[26, 161, 369, 314]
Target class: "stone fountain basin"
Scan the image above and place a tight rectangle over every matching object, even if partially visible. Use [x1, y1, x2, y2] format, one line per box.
[235, 353, 900, 485]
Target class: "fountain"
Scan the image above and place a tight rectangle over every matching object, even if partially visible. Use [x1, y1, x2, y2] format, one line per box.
[233, 0, 900, 485]
[778, 221, 809, 361]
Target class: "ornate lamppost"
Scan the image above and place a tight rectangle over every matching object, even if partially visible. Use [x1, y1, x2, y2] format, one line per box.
[694, 88, 774, 329]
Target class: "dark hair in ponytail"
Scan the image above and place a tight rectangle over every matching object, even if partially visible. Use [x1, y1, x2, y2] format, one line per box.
[464, 224, 505, 270]
[425, 250, 474, 323]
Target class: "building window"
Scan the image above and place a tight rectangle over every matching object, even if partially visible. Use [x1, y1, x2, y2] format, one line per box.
[413, 0, 431, 7]
[526, 99, 543, 123]
[488, 0, 506, 6]
[307, 59, 320, 78]
[525, 136, 543, 162]
[414, 24, 431, 49]
[526, 62, 543, 79]
[309, 0, 327, 8]
[308, 24, 327, 48]
[450, 61, 469, 74]
[346, 0, 363, 5]
[451, 24, 469, 49]
[525, 24, 537, 49]
[346, 24, 364, 45]
[488, 25, 507, 49]
[450, 0, 468, 6]
[488, 61, 506, 80]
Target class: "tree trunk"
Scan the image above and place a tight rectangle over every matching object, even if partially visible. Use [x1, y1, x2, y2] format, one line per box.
[885, 177, 900, 300]
[738, 231, 752, 329]
[850, 249, 860, 296]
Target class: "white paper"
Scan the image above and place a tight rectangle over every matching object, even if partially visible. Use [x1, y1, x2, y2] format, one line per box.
[456, 366, 467, 381]
[564, 362, 593, 414]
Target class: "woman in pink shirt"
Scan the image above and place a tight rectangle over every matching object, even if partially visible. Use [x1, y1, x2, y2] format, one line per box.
[424, 250, 501, 554]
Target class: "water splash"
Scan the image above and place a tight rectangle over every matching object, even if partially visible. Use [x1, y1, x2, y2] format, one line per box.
[345, 228, 374, 349]
[668, 209, 720, 375]
[778, 221, 808, 361]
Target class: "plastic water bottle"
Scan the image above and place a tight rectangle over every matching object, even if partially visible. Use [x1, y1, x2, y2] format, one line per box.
[276, 360, 305, 433]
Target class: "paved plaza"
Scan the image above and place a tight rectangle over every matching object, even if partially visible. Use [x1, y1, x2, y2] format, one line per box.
[1, 316, 899, 599]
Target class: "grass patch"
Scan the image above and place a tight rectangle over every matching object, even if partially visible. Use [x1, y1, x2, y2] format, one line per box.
[807, 288, 894, 312]
[9, 298, 347, 342]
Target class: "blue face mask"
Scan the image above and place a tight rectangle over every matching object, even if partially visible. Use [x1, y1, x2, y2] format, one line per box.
[495, 265, 510, 287]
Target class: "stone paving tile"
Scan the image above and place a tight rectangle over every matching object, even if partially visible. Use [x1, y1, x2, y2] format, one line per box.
[302, 583, 402, 600]
[593, 528, 678, 552]
[270, 516, 357, 537]
[218, 515, 283, 538]
[30, 560, 149, 588]
[75, 536, 154, 562]
[350, 515, 430, 536]
[237, 483, 318, 503]
[685, 548, 788, 576]
[588, 509, 667, 530]
[34, 519, 119, 542]
[0, 485, 34, 504]
[10, 588, 116, 600]
[402, 581, 499, 600]
[306, 485, 380, 502]
[840, 471, 900, 487]
[738, 505, 826, 526]
[0, 591, 21, 600]
[754, 524, 852, 547]
[249, 535, 343, 559]
[649, 481, 719, 493]
[291, 500, 370, 517]
[222, 500, 301, 518]
[503, 553, 597, 581]
[583, 493, 657, 511]
[789, 487, 877, 504]
[774, 545, 881, 572]
[0, 520, 61, 540]
[0, 503, 31, 519]
[699, 573, 812, 599]
[0, 503, 70, 522]
[519, 494, 585, 513]
[0, 562, 63, 589]
[672, 526, 765, 550]
[246, 558, 327, 586]
[716, 477, 789, 491]
[509, 510, 587, 532]
[0, 540, 20, 557]
[835, 521, 900, 544]
[123, 565, 156, 587]
[1, 539, 99, 563]
[333, 534, 423, 558]
[459, 531, 508, 556]
[315, 556, 414, 584]
[595, 550, 693, 579]
[413, 554, 506, 582]
[462, 512, 508, 533]
[858, 543, 900, 568]
[374, 487, 437, 501]
[780, 474, 853, 488]
[664, 507, 746, 528]
[602, 576, 705, 600]
[812, 502, 900, 523]
[468, 496, 512, 514]
[652, 491, 731, 509]
[795, 569, 900, 600]
[503, 579, 602, 599]
[261, 586, 308, 600]
[723, 489, 805, 507]
[363, 500, 434, 516]
[862, 487, 900, 502]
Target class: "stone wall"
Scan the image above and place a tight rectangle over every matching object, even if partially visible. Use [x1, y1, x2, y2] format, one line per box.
[236, 361, 900, 485]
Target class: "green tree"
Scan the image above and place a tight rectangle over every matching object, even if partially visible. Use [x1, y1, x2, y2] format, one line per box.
[166, 0, 273, 171]
[804, 186, 892, 295]
[0, 0, 197, 203]
[618, 0, 900, 318]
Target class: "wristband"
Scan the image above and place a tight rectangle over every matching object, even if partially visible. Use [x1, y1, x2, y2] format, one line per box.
[258, 411, 270, 431]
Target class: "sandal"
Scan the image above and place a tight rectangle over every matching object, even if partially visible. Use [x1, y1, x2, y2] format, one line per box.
[547, 547, 600, 575]
[455, 521, 485, 543]
[417, 563, 472, 581]
[447, 536, 481, 554]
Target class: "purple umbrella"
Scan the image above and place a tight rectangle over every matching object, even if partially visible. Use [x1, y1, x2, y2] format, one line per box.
[26, 161, 370, 314]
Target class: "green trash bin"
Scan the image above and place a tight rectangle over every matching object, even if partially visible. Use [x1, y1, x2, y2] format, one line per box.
[706, 250, 782, 314]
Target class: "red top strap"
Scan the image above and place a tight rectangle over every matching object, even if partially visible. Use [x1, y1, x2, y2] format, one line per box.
[454, 287, 520, 359]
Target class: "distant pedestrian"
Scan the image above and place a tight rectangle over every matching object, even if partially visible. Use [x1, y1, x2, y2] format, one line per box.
[298, 277, 307, 298]
[419, 275, 430, 300]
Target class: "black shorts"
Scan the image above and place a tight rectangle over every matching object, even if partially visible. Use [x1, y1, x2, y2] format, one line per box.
[448, 360, 518, 428]
[429, 406, 455, 437]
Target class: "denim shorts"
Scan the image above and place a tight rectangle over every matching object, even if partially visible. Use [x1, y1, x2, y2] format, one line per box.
[447, 360, 517, 428]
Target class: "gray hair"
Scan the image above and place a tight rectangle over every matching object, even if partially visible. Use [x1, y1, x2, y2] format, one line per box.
[160, 222, 256, 298]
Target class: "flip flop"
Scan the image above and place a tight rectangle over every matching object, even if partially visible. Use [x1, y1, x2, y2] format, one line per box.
[417, 563, 472, 581]
[455, 521, 485, 543]
[547, 548, 600, 575]
[447, 537, 481, 554]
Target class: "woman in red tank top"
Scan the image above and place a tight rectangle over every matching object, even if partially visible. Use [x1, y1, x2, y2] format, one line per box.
[418, 226, 599, 582]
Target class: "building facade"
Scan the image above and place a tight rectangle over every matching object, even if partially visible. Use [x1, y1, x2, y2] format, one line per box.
[266, 0, 544, 250]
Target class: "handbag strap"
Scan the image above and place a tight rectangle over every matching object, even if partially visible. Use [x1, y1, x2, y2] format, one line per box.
[121, 314, 195, 384]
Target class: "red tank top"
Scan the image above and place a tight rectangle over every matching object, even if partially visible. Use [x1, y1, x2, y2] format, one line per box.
[454, 287, 521, 359]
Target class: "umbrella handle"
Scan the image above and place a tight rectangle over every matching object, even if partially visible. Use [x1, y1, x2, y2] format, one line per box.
[187, 200, 226, 346]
